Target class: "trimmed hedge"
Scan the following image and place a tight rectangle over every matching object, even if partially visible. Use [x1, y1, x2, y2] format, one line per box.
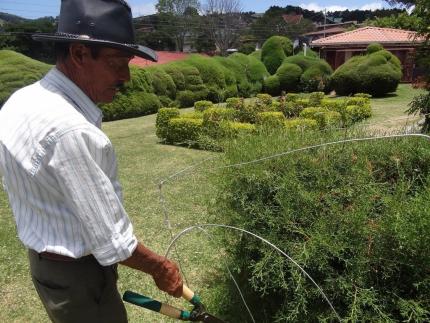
[275, 55, 333, 93]
[256, 111, 285, 128]
[155, 107, 180, 139]
[156, 93, 372, 149]
[211, 130, 430, 322]
[166, 117, 203, 144]
[261, 36, 293, 75]
[0, 50, 51, 107]
[332, 43, 402, 97]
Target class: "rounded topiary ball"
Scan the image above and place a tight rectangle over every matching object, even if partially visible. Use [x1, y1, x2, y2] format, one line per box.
[366, 43, 384, 54]
[261, 36, 293, 75]
[276, 63, 302, 92]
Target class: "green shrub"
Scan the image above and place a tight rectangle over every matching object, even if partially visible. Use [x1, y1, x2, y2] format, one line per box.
[101, 92, 161, 121]
[183, 54, 227, 89]
[162, 65, 186, 91]
[181, 111, 203, 119]
[284, 117, 318, 130]
[332, 44, 402, 97]
[147, 67, 176, 99]
[220, 121, 256, 138]
[127, 66, 153, 93]
[249, 49, 262, 60]
[354, 93, 372, 99]
[285, 93, 300, 102]
[346, 104, 372, 122]
[194, 100, 214, 112]
[276, 55, 333, 93]
[0, 50, 51, 107]
[299, 107, 341, 128]
[155, 107, 180, 139]
[176, 90, 206, 108]
[309, 91, 325, 106]
[256, 94, 273, 110]
[226, 97, 244, 110]
[367, 42, 384, 54]
[256, 111, 285, 128]
[158, 95, 174, 108]
[261, 36, 293, 74]
[276, 63, 302, 92]
[202, 107, 236, 138]
[211, 130, 430, 322]
[166, 117, 203, 143]
[263, 75, 281, 95]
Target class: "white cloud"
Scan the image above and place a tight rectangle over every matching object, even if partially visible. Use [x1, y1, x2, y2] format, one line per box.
[299, 2, 385, 12]
[360, 2, 383, 11]
[130, 2, 157, 17]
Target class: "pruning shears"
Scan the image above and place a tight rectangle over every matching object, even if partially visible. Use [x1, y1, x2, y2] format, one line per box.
[123, 285, 226, 322]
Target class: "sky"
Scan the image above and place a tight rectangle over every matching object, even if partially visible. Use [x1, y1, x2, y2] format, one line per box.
[0, 0, 403, 20]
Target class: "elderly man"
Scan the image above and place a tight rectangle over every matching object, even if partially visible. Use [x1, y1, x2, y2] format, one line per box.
[0, 0, 182, 322]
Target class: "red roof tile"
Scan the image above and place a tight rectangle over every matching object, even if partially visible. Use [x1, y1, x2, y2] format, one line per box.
[311, 26, 425, 46]
[282, 14, 303, 25]
[130, 51, 192, 67]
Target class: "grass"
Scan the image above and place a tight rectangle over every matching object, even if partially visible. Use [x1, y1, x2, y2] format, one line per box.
[0, 84, 426, 322]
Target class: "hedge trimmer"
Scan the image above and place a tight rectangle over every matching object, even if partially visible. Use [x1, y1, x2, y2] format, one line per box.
[123, 285, 225, 322]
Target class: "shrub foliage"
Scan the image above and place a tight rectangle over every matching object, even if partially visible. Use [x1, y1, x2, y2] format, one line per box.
[332, 43, 402, 97]
[0, 50, 51, 107]
[210, 130, 430, 322]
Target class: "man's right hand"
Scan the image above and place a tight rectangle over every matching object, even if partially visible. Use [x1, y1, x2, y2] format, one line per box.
[119, 242, 183, 298]
[152, 258, 183, 297]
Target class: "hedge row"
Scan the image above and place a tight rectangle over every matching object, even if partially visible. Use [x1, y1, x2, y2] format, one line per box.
[156, 93, 372, 150]
[101, 53, 269, 121]
[210, 130, 430, 322]
[0, 50, 51, 107]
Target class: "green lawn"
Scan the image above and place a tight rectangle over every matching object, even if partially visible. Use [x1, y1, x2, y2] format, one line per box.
[0, 84, 425, 322]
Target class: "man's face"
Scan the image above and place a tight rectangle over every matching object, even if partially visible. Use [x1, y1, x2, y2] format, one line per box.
[84, 47, 133, 103]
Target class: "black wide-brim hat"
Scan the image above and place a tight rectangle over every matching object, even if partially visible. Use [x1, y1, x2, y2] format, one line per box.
[32, 0, 157, 62]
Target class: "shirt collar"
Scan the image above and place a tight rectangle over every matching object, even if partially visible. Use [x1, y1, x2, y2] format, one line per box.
[42, 67, 103, 128]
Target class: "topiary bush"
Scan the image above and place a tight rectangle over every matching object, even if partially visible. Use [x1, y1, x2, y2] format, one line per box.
[263, 75, 281, 95]
[276, 63, 303, 92]
[194, 100, 214, 112]
[202, 107, 236, 139]
[261, 36, 293, 75]
[284, 117, 318, 130]
[165, 117, 203, 144]
[101, 92, 161, 121]
[155, 107, 180, 140]
[275, 55, 333, 93]
[0, 50, 51, 107]
[256, 111, 285, 128]
[332, 44, 402, 97]
[210, 130, 430, 322]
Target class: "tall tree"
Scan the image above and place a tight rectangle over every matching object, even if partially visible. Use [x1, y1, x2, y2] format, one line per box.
[202, 0, 243, 55]
[156, 0, 200, 51]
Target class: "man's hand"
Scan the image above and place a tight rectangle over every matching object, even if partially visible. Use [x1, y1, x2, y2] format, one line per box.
[120, 242, 183, 298]
[152, 258, 183, 297]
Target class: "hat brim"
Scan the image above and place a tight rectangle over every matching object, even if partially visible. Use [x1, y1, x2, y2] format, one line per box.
[32, 33, 158, 62]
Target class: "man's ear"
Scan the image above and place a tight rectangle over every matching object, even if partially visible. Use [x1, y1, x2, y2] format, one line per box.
[68, 43, 91, 69]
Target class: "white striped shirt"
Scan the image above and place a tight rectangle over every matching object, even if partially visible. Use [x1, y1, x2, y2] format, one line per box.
[0, 67, 137, 266]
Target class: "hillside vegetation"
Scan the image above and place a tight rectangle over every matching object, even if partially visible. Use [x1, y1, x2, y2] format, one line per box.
[0, 50, 51, 107]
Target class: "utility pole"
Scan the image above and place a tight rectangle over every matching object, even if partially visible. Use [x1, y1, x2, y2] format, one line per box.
[323, 8, 327, 39]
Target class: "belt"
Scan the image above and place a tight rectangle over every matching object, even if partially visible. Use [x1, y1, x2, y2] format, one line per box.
[38, 251, 95, 262]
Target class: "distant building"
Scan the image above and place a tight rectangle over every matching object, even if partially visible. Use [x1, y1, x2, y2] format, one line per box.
[311, 26, 426, 82]
[282, 14, 303, 25]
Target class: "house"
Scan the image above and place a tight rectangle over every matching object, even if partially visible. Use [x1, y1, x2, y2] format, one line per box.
[282, 14, 303, 25]
[311, 26, 426, 82]
[303, 21, 359, 43]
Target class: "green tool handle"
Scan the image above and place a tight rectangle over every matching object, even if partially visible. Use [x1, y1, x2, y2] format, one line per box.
[123, 290, 191, 320]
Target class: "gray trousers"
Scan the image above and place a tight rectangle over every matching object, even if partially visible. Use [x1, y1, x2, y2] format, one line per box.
[28, 249, 128, 323]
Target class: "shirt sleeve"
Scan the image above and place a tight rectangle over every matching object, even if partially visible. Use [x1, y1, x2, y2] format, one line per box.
[47, 128, 137, 266]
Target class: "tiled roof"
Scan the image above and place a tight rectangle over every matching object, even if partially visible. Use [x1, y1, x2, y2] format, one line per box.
[304, 27, 346, 36]
[282, 14, 303, 25]
[130, 51, 192, 67]
[311, 26, 425, 46]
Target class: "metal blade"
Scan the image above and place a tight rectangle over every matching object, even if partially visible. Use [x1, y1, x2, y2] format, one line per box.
[200, 313, 226, 323]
